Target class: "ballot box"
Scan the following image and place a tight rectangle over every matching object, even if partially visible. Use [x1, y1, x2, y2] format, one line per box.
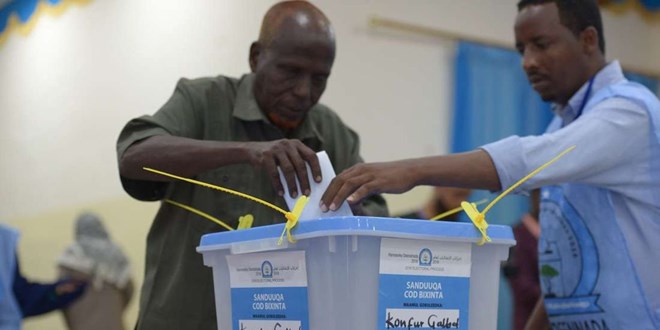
[197, 216, 515, 330]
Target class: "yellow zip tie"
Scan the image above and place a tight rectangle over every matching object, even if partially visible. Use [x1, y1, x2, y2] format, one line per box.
[144, 167, 290, 216]
[278, 195, 309, 245]
[164, 199, 234, 231]
[167, 198, 253, 230]
[463, 145, 576, 245]
[482, 146, 576, 215]
[430, 198, 489, 221]
[462, 201, 491, 246]
[145, 167, 309, 241]
[237, 214, 254, 230]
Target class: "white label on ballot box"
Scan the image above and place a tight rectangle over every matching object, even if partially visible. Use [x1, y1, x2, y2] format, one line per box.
[378, 238, 471, 330]
[237, 320, 301, 330]
[226, 251, 309, 330]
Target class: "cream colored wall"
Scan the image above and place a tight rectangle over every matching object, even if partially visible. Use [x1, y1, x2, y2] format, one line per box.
[1, 1, 658, 329]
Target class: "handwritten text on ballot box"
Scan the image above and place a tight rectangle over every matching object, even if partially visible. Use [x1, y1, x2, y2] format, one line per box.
[378, 238, 472, 330]
[226, 251, 309, 330]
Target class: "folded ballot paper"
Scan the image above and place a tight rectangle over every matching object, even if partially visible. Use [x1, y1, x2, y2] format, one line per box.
[278, 151, 353, 221]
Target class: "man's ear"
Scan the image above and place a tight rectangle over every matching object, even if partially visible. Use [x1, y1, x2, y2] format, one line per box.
[580, 26, 600, 55]
[249, 41, 261, 73]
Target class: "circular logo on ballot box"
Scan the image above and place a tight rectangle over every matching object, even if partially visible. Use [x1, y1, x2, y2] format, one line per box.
[261, 260, 273, 278]
[419, 248, 432, 266]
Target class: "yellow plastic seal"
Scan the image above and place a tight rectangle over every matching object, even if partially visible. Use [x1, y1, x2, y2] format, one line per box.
[237, 214, 254, 230]
[430, 198, 488, 221]
[462, 145, 576, 246]
[278, 195, 309, 245]
[144, 167, 310, 241]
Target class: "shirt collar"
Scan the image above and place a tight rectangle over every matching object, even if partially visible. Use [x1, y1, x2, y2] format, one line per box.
[232, 74, 324, 143]
[233, 74, 267, 121]
[553, 60, 627, 123]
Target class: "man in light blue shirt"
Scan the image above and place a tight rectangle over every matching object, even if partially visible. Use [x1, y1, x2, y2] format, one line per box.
[320, 0, 660, 329]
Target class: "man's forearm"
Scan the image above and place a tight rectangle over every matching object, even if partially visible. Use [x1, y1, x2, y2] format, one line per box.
[413, 149, 502, 191]
[119, 135, 251, 181]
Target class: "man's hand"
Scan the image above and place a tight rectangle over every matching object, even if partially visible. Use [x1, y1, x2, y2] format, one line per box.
[320, 160, 418, 212]
[247, 139, 321, 198]
[119, 136, 323, 198]
[319, 150, 501, 213]
[55, 279, 87, 296]
[525, 298, 550, 330]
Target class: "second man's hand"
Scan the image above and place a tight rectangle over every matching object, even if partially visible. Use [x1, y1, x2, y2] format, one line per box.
[319, 150, 502, 212]
[319, 159, 419, 212]
[247, 139, 322, 198]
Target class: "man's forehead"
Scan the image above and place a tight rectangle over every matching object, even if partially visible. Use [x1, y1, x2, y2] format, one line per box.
[515, 3, 563, 37]
[517, 3, 561, 25]
[271, 21, 334, 46]
[267, 32, 335, 57]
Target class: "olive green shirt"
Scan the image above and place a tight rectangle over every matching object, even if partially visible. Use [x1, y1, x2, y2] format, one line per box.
[116, 74, 388, 330]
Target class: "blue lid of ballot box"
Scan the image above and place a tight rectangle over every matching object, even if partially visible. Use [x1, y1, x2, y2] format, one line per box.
[198, 216, 515, 251]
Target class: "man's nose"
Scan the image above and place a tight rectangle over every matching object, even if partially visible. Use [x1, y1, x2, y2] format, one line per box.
[521, 50, 539, 73]
[292, 76, 312, 101]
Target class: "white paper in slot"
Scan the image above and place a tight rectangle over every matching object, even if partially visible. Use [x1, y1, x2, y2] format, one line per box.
[278, 151, 353, 221]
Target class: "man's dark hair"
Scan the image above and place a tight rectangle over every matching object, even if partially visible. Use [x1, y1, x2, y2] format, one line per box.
[517, 0, 605, 54]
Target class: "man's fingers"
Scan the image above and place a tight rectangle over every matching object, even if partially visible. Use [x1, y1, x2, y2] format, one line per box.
[276, 155, 299, 198]
[347, 183, 376, 205]
[288, 148, 311, 196]
[300, 146, 322, 183]
[320, 177, 339, 211]
[257, 139, 332, 198]
[324, 174, 371, 211]
[55, 280, 86, 295]
[264, 157, 284, 196]
[320, 165, 362, 211]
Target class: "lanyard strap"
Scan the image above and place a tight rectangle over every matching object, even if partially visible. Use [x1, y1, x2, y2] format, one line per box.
[575, 76, 596, 120]
[562, 76, 595, 127]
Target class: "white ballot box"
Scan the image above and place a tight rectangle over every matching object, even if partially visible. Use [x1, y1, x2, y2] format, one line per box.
[197, 217, 515, 330]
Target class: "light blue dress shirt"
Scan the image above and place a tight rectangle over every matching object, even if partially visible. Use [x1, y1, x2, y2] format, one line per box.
[0, 224, 21, 330]
[482, 61, 660, 328]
